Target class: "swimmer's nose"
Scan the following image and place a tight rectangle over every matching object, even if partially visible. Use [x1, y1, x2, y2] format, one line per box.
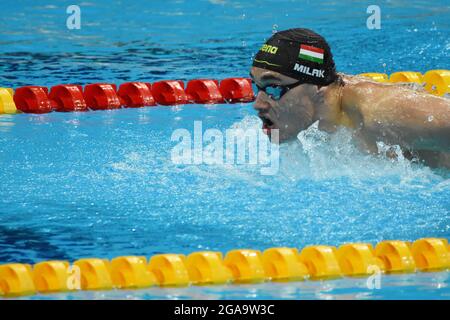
[253, 91, 273, 112]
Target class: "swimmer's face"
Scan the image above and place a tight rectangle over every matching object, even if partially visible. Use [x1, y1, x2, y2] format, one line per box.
[250, 66, 317, 143]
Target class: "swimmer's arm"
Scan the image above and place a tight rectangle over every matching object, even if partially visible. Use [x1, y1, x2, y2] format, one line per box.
[359, 85, 450, 151]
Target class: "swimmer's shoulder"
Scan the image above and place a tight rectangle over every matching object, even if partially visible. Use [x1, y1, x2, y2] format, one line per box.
[339, 73, 392, 106]
[338, 74, 389, 124]
[341, 73, 408, 96]
[341, 73, 448, 101]
[340, 73, 449, 112]
[340, 73, 450, 138]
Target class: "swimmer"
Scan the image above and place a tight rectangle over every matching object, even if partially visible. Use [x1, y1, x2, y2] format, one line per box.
[250, 28, 450, 168]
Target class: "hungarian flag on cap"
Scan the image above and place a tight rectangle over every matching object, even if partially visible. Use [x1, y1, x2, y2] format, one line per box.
[298, 44, 324, 64]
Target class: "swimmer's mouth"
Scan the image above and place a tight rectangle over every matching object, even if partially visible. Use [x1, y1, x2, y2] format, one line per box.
[259, 113, 276, 135]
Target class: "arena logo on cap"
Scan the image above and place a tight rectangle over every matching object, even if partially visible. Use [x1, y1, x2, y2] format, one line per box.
[298, 44, 324, 64]
[260, 44, 279, 54]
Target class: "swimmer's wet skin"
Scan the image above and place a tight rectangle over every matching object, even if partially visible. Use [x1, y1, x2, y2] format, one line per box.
[250, 28, 450, 168]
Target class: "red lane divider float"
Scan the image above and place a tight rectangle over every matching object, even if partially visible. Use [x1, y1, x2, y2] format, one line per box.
[152, 80, 188, 105]
[117, 82, 155, 108]
[84, 83, 121, 110]
[219, 78, 254, 103]
[10, 78, 255, 114]
[185, 79, 224, 104]
[49, 84, 87, 112]
[13, 86, 54, 114]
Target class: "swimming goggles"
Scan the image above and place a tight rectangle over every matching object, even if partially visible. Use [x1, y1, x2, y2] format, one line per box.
[252, 80, 303, 101]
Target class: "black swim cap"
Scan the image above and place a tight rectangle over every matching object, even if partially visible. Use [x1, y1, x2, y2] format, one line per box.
[252, 28, 337, 86]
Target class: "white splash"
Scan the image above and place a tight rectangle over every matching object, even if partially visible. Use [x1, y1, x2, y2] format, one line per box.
[228, 116, 441, 185]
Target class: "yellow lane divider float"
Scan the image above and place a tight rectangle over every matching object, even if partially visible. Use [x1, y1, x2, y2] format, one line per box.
[389, 71, 423, 84]
[0, 238, 449, 298]
[0, 88, 17, 114]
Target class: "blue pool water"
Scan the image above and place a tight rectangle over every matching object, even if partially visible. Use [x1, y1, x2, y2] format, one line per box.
[0, 0, 449, 299]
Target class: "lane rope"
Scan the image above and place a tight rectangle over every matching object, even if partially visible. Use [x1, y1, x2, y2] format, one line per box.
[0, 237, 449, 297]
[1, 70, 449, 115]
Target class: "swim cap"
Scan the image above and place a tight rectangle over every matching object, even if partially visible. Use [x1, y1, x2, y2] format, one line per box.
[252, 28, 337, 86]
